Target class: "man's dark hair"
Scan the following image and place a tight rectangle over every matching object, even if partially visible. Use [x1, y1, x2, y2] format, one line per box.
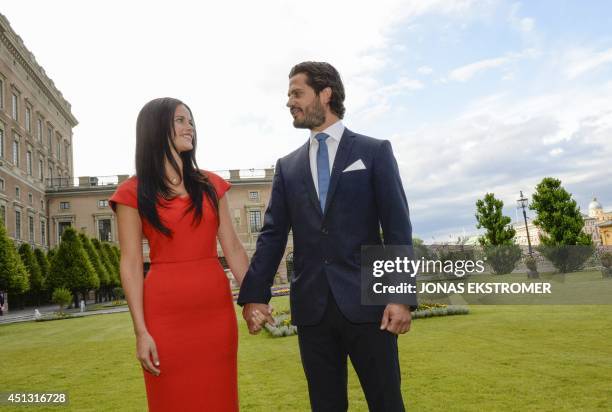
[289, 61, 346, 119]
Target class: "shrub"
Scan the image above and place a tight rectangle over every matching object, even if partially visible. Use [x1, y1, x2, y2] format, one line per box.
[52, 287, 73, 313]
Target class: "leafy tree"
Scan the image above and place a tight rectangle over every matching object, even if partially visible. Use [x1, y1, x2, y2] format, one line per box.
[103, 242, 121, 284]
[79, 233, 110, 303]
[48, 228, 99, 308]
[19, 243, 44, 306]
[530, 178, 594, 272]
[475, 193, 522, 275]
[52, 287, 72, 314]
[92, 238, 120, 300]
[34, 248, 51, 302]
[0, 223, 29, 305]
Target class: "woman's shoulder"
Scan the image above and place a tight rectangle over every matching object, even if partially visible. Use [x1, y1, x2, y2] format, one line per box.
[118, 175, 138, 192]
[198, 169, 231, 197]
[198, 169, 223, 182]
[110, 175, 138, 211]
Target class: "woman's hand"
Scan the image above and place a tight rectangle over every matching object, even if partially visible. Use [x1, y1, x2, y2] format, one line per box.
[247, 304, 274, 334]
[136, 331, 161, 376]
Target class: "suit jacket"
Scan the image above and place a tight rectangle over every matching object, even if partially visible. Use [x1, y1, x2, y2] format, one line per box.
[237, 128, 415, 325]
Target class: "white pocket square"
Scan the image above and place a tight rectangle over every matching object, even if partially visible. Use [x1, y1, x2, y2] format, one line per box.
[342, 159, 366, 173]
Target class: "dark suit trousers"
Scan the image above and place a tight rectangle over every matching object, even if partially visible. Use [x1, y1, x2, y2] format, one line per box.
[297, 291, 405, 412]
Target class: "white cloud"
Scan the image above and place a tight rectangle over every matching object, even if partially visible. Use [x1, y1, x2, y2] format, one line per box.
[508, 2, 536, 34]
[390, 87, 612, 237]
[565, 47, 612, 79]
[448, 49, 538, 82]
[549, 148, 563, 157]
[417, 65, 433, 75]
[449, 56, 512, 81]
[519, 17, 535, 32]
[1, 0, 492, 176]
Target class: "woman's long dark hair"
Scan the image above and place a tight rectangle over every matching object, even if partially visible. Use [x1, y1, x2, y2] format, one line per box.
[135, 97, 218, 237]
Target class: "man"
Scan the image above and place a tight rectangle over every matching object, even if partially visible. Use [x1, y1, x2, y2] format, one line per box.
[238, 61, 415, 412]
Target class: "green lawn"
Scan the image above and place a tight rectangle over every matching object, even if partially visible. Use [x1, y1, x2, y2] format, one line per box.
[1, 296, 611, 411]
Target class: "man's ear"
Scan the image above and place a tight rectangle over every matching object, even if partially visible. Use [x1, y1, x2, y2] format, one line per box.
[320, 86, 332, 105]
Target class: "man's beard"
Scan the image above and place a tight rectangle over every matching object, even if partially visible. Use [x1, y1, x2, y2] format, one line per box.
[293, 98, 326, 129]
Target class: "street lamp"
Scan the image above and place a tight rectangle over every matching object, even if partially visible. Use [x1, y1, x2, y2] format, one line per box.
[517, 191, 533, 256]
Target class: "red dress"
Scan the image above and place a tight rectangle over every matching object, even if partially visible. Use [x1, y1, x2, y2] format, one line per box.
[109, 171, 238, 412]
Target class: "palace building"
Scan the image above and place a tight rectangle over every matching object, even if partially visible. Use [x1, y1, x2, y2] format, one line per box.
[0, 14, 292, 289]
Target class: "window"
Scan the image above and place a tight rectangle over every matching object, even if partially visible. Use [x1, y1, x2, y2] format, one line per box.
[40, 199, 44, 210]
[98, 219, 112, 242]
[28, 192, 33, 204]
[58, 221, 71, 241]
[0, 178, 4, 191]
[41, 219, 46, 245]
[26, 149, 32, 175]
[59, 201, 70, 210]
[0, 204, 5, 227]
[15, 210, 21, 239]
[48, 166, 53, 182]
[38, 159, 43, 180]
[28, 215, 34, 242]
[57, 136, 61, 161]
[98, 199, 109, 208]
[47, 126, 52, 155]
[0, 127, 3, 158]
[37, 118, 42, 141]
[11, 93, 18, 121]
[25, 106, 31, 132]
[15, 186, 20, 199]
[12, 137, 19, 166]
[249, 191, 260, 201]
[249, 210, 262, 233]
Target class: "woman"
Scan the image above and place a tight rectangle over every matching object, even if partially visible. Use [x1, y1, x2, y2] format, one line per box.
[110, 98, 254, 411]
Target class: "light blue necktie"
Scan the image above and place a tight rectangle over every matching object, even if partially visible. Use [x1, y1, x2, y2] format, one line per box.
[315, 133, 330, 212]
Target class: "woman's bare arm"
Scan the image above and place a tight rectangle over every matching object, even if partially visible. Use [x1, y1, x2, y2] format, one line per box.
[217, 196, 249, 286]
[115, 204, 147, 336]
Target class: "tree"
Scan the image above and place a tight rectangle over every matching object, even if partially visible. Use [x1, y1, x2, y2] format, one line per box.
[48, 228, 99, 308]
[103, 242, 121, 284]
[111, 244, 120, 261]
[530, 177, 594, 272]
[19, 243, 44, 306]
[34, 248, 51, 302]
[79, 233, 110, 303]
[92, 238, 120, 300]
[52, 287, 72, 314]
[475, 193, 522, 275]
[102, 242, 120, 273]
[0, 223, 29, 305]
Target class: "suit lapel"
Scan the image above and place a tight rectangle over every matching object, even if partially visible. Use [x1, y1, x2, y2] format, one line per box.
[299, 139, 323, 218]
[323, 128, 356, 216]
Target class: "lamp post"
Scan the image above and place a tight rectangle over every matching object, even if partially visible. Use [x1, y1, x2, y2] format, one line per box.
[517, 191, 533, 256]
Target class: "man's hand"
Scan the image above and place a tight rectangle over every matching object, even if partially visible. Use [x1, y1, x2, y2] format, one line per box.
[380, 303, 412, 334]
[243, 303, 275, 335]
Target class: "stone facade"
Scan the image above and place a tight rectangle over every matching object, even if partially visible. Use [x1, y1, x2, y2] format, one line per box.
[0, 13, 77, 250]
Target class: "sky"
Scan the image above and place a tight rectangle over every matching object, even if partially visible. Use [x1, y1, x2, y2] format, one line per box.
[2, 0, 611, 241]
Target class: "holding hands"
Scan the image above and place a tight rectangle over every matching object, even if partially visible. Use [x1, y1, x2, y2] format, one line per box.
[242, 303, 275, 334]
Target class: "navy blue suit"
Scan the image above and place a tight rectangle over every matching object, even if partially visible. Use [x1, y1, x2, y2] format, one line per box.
[238, 128, 413, 411]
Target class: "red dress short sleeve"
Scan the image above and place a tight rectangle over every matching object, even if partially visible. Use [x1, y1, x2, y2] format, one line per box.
[109, 176, 138, 212]
[204, 171, 231, 199]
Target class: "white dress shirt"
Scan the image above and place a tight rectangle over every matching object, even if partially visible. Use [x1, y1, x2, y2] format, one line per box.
[309, 120, 345, 196]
